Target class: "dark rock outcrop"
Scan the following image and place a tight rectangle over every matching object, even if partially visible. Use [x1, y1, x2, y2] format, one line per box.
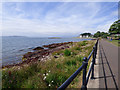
[2, 42, 73, 68]
[43, 42, 72, 49]
[54, 55, 58, 58]
[33, 47, 44, 50]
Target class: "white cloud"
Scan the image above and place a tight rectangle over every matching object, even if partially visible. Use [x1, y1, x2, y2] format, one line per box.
[96, 22, 113, 32]
[2, 0, 119, 2]
[2, 2, 118, 37]
[0, 2, 2, 37]
[111, 10, 118, 16]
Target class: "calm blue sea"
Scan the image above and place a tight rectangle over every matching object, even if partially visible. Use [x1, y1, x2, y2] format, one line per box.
[2, 36, 91, 66]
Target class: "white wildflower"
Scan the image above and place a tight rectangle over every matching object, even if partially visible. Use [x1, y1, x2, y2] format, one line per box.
[18, 67, 20, 70]
[43, 76, 46, 80]
[48, 84, 51, 87]
[46, 73, 48, 76]
[49, 70, 50, 72]
[52, 81, 53, 83]
[41, 58, 44, 61]
[43, 74, 45, 76]
[2, 68, 6, 71]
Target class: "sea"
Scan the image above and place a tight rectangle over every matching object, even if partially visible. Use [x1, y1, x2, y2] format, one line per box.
[2, 36, 91, 66]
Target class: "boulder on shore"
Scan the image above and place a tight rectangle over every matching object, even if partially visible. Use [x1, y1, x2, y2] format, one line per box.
[33, 47, 44, 50]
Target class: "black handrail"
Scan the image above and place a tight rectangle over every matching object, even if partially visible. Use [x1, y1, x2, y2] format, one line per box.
[58, 39, 99, 90]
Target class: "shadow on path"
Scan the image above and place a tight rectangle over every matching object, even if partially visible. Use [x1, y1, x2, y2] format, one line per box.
[95, 75, 115, 79]
[99, 41, 118, 89]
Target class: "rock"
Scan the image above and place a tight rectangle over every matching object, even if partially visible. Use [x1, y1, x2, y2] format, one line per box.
[60, 53, 64, 56]
[66, 46, 69, 48]
[54, 55, 58, 58]
[33, 47, 44, 50]
[19, 49, 24, 51]
[38, 58, 41, 61]
[43, 42, 73, 49]
[61, 47, 65, 49]
[23, 52, 33, 58]
[28, 47, 33, 49]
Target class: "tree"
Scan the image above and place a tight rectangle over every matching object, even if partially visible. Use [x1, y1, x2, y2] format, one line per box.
[94, 31, 101, 38]
[94, 31, 109, 38]
[101, 32, 109, 38]
[80, 33, 92, 37]
[109, 19, 120, 35]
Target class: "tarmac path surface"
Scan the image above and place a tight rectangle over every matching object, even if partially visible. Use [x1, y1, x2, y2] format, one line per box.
[99, 40, 119, 89]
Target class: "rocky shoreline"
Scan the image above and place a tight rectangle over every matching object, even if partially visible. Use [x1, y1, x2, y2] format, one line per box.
[2, 42, 73, 68]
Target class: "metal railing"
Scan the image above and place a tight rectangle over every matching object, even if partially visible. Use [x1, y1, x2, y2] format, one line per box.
[58, 39, 99, 90]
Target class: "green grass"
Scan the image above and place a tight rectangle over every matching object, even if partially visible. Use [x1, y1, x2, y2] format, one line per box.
[2, 40, 95, 88]
[107, 40, 120, 47]
[64, 49, 71, 56]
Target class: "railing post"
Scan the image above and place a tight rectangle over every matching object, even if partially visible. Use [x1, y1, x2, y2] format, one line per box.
[91, 47, 95, 79]
[81, 57, 88, 90]
[94, 40, 98, 63]
[96, 39, 98, 54]
[94, 44, 96, 59]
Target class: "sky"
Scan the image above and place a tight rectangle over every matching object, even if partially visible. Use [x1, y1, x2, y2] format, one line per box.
[1, 2, 118, 37]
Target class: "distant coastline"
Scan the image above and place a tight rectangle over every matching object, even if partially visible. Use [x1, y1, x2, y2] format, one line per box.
[48, 37, 62, 39]
[73, 37, 95, 39]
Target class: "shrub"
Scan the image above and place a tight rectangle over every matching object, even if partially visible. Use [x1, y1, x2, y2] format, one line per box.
[2, 63, 41, 88]
[56, 63, 62, 69]
[78, 41, 88, 46]
[75, 47, 81, 51]
[45, 72, 67, 88]
[71, 52, 77, 56]
[74, 56, 82, 62]
[64, 49, 71, 56]
[81, 42, 86, 46]
[65, 60, 76, 66]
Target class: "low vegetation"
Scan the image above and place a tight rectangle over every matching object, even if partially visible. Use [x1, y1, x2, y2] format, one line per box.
[2, 40, 95, 88]
[107, 40, 120, 47]
[64, 49, 71, 56]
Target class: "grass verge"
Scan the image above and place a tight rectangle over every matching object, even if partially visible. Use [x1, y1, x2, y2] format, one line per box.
[107, 40, 120, 47]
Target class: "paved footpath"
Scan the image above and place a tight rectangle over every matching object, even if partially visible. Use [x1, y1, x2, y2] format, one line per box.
[99, 40, 119, 89]
[88, 39, 119, 89]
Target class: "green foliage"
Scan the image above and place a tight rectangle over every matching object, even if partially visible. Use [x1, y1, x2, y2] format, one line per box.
[45, 72, 67, 87]
[94, 31, 101, 38]
[75, 47, 81, 50]
[2, 63, 42, 88]
[52, 50, 64, 56]
[56, 63, 62, 69]
[65, 60, 76, 66]
[109, 19, 120, 34]
[94, 31, 109, 38]
[80, 33, 92, 37]
[21, 74, 46, 88]
[71, 51, 77, 55]
[108, 40, 120, 47]
[64, 49, 71, 56]
[80, 41, 87, 46]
